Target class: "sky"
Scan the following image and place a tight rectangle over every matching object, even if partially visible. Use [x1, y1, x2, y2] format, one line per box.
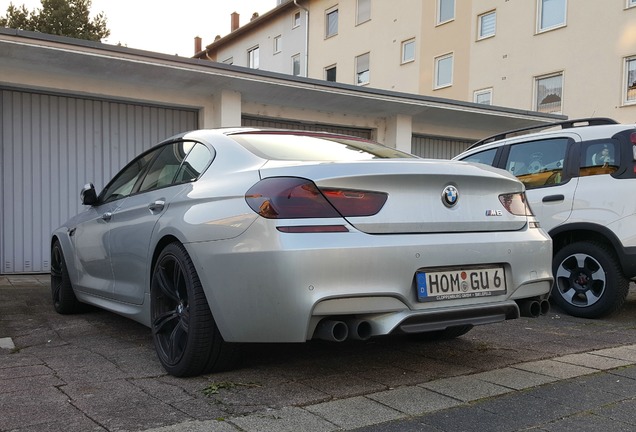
[0, 0, 278, 57]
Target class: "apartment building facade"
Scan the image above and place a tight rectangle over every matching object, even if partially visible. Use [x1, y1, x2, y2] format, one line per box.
[195, 0, 636, 124]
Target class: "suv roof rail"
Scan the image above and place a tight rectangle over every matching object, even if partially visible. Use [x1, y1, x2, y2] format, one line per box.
[467, 117, 619, 151]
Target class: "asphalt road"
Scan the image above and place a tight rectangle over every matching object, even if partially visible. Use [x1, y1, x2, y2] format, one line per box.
[2, 275, 636, 431]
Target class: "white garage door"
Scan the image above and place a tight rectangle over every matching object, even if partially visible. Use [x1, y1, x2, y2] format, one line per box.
[1, 89, 198, 274]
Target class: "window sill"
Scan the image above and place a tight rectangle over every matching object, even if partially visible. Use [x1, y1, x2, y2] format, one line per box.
[477, 34, 495, 41]
[535, 23, 567, 35]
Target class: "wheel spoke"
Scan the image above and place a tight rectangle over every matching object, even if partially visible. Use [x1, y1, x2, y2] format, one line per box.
[168, 321, 187, 361]
[155, 262, 181, 304]
[152, 310, 179, 335]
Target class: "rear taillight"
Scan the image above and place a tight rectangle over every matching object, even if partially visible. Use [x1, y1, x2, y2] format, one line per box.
[499, 192, 534, 216]
[245, 177, 387, 219]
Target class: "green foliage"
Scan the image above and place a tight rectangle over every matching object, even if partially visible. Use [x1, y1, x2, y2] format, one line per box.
[0, 0, 110, 41]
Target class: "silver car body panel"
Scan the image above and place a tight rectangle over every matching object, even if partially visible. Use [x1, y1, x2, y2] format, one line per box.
[52, 128, 553, 343]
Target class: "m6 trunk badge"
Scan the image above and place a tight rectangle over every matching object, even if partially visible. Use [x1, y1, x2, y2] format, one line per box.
[442, 185, 459, 207]
[486, 210, 503, 216]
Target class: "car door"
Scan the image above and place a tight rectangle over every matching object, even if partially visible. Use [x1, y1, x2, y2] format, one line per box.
[108, 141, 212, 304]
[72, 150, 158, 298]
[500, 136, 579, 232]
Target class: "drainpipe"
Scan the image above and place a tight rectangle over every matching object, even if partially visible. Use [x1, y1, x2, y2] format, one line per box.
[294, 0, 309, 77]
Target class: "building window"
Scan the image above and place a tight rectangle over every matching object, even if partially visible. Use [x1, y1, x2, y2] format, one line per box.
[292, 54, 301, 76]
[625, 57, 636, 104]
[401, 39, 415, 64]
[628, 0, 636, 8]
[325, 65, 337, 82]
[293, 10, 301, 28]
[535, 72, 563, 113]
[437, 0, 455, 24]
[434, 53, 453, 88]
[474, 88, 493, 105]
[356, 53, 370, 85]
[538, 0, 567, 32]
[326, 7, 338, 38]
[222, 57, 233, 65]
[478, 11, 496, 39]
[357, 0, 371, 25]
[248, 46, 259, 69]
[274, 35, 282, 54]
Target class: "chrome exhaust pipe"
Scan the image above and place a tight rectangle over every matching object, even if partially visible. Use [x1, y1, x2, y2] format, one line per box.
[314, 319, 348, 342]
[346, 319, 372, 341]
[540, 299, 550, 315]
[517, 299, 541, 318]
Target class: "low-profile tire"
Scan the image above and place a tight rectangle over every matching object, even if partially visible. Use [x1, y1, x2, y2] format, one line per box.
[409, 325, 473, 341]
[552, 241, 629, 318]
[151, 242, 240, 377]
[50, 240, 83, 314]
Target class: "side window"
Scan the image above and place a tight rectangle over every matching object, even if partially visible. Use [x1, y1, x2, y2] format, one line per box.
[139, 141, 210, 192]
[505, 138, 568, 189]
[99, 150, 158, 203]
[175, 143, 212, 183]
[580, 141, 619, 176]
[461, 148, 497, 165]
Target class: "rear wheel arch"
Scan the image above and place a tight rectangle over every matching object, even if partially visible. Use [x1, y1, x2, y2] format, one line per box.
[550, 223, 622, 259]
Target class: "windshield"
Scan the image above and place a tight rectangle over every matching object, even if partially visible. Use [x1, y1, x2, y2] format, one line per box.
[229, 132, 417, 161]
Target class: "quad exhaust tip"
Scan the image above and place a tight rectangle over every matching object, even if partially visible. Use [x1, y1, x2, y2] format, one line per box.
[313, 318, 373, 342]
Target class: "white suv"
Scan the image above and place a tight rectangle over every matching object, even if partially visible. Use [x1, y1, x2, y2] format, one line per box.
[454, 118, 636, 318]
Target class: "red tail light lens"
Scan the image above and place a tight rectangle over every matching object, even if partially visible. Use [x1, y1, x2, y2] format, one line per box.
[499, 192, 534, 216]
[245, 177, 387, 219]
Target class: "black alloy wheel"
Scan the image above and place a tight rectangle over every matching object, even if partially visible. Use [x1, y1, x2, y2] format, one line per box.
[552, 241, 629, 318]
[50, 240, 82, 314]
[151, 242, 239, 377]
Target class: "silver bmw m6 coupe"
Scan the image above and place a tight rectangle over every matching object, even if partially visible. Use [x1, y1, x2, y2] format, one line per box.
[51, 129, 553, 376]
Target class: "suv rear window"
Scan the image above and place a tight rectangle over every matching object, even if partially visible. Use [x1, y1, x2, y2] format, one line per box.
[505, 138, 568, 189]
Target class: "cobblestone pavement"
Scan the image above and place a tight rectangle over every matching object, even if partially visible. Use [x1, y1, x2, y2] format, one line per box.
[2, 275, 636, 431]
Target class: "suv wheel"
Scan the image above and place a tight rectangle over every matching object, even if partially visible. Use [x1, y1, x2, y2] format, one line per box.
[552, 241, 629, 318]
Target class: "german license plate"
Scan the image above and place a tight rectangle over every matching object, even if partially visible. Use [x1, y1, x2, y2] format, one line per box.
[416, 266, 506, 302]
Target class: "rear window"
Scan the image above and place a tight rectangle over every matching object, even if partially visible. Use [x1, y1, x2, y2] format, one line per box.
[229, 133, 416, 161]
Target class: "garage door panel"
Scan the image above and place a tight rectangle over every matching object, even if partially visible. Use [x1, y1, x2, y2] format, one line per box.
[1, 89, 197, 274]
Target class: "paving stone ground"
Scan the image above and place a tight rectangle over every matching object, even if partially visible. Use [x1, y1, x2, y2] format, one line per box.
[2, 275, 636, 432]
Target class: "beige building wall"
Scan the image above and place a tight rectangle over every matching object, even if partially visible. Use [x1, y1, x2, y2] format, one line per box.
[306, 0, 422, 92]
[468, 0, 636, 123]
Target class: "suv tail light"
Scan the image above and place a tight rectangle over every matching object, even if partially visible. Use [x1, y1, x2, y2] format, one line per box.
[245, 177, 387, 219]
[499, 192, 534, 216]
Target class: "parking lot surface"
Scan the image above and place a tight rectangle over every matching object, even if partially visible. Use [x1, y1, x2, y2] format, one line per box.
[2, 275, 636, 431]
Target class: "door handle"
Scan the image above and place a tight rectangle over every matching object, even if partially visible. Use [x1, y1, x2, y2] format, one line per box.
[148, 200, 165, 213]
[542, 194, 565, 203]
[101, 212, 112, 221]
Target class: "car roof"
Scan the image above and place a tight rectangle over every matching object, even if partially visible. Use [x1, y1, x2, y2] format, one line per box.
[465, 118, 633, 152]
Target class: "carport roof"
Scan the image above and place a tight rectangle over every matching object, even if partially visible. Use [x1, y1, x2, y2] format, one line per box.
[0, 27, 565, 137]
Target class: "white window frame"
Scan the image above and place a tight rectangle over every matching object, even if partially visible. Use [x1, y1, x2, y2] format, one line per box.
[293, 10, 301, 28]
[434, 53, 454, 89]
[355, 52, 370, 86]
[356, 0, 371, 25]
[535, 72, 564, 113]
[248, 46, 259, 69]
[274, 35, 282, 54]
[437, 0, 455, 25]
[537, 0, 567, 33]
[325, 7, 339, 38]
[292, 54, 301, 76]
[474, 88, 493, 105]
[477, 10, 496, 40]
[401, 39, 416, 64]
[627, 0, 636, 8]
[624, 56, 636, 105]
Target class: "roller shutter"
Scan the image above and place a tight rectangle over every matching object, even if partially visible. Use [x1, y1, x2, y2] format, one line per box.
[1, 89, 198, 274]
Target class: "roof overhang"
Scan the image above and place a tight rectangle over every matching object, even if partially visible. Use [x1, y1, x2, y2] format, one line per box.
[0, 28, 565, 139]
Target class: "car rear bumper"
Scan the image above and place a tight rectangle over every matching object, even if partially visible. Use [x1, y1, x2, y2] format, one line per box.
[185, 219, 553, 343]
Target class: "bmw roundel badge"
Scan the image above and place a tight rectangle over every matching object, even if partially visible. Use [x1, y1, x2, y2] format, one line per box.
[442, 185, 459, 207]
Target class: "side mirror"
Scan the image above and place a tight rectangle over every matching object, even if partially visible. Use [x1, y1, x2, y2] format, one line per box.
[81, 183, 98, 206]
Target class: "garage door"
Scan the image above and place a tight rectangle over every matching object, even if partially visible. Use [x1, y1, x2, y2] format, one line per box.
[411, 134, 472, 159]
[1, 89, 198, 274]
[242, 115, 373, 139]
